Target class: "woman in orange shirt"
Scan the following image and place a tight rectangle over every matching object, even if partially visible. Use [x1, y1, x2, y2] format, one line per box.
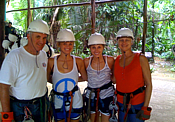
[114, 28, 152, 122]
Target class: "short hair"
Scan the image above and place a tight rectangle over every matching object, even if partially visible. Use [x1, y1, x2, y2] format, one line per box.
[9, 22, 12, 24]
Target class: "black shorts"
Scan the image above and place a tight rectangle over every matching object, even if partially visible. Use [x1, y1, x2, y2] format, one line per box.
[85, 96, 113, 115]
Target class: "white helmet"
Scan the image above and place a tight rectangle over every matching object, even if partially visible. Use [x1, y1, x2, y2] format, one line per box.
[88, 33, 106, 46]
[8, 34, 18, 42]
[2, 40, 11, 49]
[20, 37, 28, 46]
[27, 19, 49, 35]
[56, 29, 75, 42]
[50, 47, 55, 57]
[11, 42, 18, 50]
[116, 28, 134, 40]
[42, 44, 49, 52]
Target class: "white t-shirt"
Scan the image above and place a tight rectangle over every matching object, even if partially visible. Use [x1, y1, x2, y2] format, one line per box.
[0, 47, 48, 100]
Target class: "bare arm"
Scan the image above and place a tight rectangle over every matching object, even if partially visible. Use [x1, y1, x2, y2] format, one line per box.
[0, 83, 11, 112]
[107, 56, 116, 84]
[140, 55, 152, 107]
[76, 57, 87, 82]
[47, 57, 54, 83]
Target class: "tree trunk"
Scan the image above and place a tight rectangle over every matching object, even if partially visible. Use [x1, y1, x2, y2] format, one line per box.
[0, 0, 5, 69]
[142, 0, 147, 54]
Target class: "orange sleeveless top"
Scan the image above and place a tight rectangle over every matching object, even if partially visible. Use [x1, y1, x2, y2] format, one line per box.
[114, 53, 145, 105]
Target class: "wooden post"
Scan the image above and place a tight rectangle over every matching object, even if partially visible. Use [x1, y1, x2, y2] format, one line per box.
[142, 0, 147, 54]
[152, 3, 155, 62]
[27, 0, 32, 27]
[0, 0, 5, 68]
[91, 0, 95, 34]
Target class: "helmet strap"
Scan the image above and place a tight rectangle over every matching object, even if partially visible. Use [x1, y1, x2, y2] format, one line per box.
[97, 57, 100, 75]
[30, 33, 39, 68]
[62, 54, 68, 69]
[123, 51, 126, 69]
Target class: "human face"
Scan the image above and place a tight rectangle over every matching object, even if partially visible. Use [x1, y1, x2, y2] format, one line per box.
[8, 23, 12, 28]
[90, 44, 104, 57]
[59, 41, 74, 55]
[117, 37, 133, 52]
[28, 32, 47, 52]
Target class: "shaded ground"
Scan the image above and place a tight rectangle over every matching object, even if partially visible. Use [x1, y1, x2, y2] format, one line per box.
[0, 57, 175, 122]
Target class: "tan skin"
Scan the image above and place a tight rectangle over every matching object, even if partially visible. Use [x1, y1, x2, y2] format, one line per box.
[0, 32, 48, 112]
[47, 41, 87, 122]
[117, 37, 152, 107]
[83, 44, 115, 122]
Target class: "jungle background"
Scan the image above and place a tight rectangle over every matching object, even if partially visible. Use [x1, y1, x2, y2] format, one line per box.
[5, 0, 175, 71]
[1, 0, 175, 121]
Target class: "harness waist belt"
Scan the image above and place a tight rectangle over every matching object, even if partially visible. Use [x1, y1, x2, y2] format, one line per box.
[87, 81, 113, 91]
[10, 95, 45, 104]
[116, 86, 145, 96]
[52, 85, 78, 96]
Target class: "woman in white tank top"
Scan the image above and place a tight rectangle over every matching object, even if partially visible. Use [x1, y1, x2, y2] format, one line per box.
[47, 29, 87, 122]
[84, 33, 116, 122]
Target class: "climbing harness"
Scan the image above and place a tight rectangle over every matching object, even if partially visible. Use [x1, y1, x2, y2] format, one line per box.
[82, 88, 90, 122]
[116, 86, 145, 121]
[109, 94, 118, 122]
[50, 85, 79, 122]
[10, 92, 48, 122]
[86, 82, 113, 122]
[22, 106, 34, 122]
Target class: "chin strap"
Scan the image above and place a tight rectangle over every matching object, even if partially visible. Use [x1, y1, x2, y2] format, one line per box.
[1, 112, 14, 122]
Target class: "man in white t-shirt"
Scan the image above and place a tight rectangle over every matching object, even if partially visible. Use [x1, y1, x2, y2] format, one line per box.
[0, 19, 50, 122]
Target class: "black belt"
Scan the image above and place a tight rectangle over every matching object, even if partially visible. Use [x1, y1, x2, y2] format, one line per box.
[52, 85, 78, 96]
[116, 86, 145, 105]
[87, 81, 113, 91]
[116, 86, 145, 96]
[10, 94, 46, 104]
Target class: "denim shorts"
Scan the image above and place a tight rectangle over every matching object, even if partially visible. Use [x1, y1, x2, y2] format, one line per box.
[117, 102, 144, 122]
[10, 94, 48, 122]
[85, 96, 113, 116]
[54, 110, 81, 121]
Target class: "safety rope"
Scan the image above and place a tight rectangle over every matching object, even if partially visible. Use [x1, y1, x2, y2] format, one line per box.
[123, 93, 133, 121]
[94, 89, 100, 122]
[68, 91, 73, 122]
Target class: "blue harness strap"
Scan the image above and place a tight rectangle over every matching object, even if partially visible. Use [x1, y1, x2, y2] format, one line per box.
[51, 85, 79, 122]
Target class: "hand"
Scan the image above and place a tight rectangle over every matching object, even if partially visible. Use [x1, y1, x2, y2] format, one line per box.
[136, 106, 152, 120]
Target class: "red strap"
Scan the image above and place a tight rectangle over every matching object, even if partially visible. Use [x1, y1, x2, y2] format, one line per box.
[94, 89, 100, 122]
[124, 93, 133, 120]
[68, 91, 73, 122]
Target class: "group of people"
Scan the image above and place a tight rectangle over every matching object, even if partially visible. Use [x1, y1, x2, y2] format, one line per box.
[0, 19, 152, 122]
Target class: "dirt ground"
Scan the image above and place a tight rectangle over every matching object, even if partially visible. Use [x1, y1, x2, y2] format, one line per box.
[0, 57, 175, 122]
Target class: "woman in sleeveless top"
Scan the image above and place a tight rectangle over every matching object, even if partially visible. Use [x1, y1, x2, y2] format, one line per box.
[47, 29, 87, 122]
[114, 28, 152, 122]
[83, 33, 115, 122]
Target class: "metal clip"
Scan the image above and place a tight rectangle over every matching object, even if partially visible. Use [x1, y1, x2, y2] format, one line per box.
[109, 101, 118, 111]
[109, 116, 118, 122]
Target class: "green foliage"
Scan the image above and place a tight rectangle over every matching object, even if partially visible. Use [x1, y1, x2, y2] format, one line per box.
[170, 64, 175, 72]
[6, 0, 175, 60]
